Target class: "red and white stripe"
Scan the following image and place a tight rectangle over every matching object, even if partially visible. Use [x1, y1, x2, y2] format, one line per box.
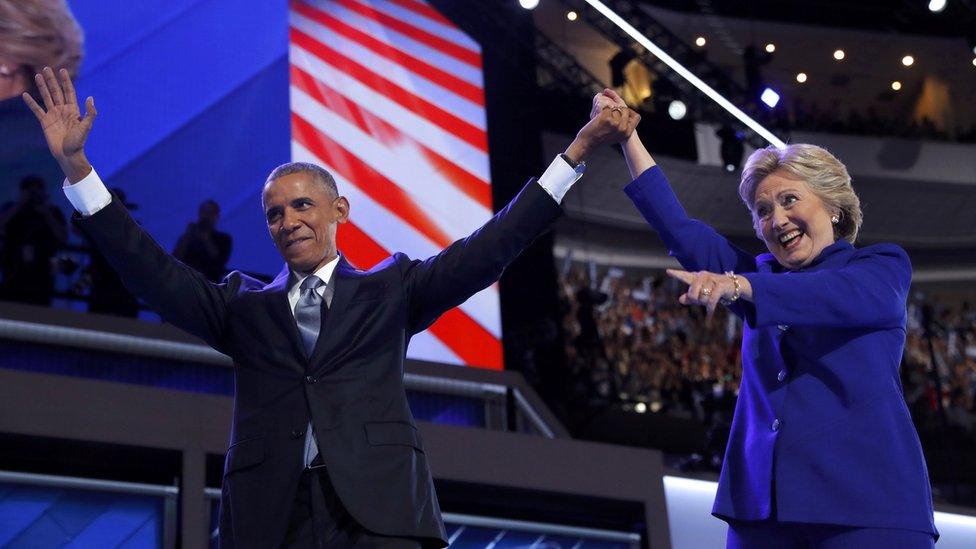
[288, 0, 502, 369]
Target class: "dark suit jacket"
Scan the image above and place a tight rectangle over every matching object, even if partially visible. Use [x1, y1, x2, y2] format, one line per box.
[625, 166, 937, 537]
[74, 180, 563, 548]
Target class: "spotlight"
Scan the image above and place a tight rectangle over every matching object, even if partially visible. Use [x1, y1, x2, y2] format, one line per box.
[567, 10, 578, 21]
[973, 57, 976, 66]
[668, 99, 687, 120]
[891, 80, 902, 91]
[833, 49, 846, 61]
[635, 402, 648, 414]
[518, 0, 539, 9]
[796, 72, 808, 83]
[765, 43, 776, 53]
[695, 36, 707, 47]
[928, 0, 947, 12]
[902, 55, 914, 67]
[760, 88, 780, 108]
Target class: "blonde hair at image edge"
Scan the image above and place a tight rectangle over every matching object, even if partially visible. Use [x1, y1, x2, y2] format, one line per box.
[0, 0, 83, 78]
[738, 144, 863, 244]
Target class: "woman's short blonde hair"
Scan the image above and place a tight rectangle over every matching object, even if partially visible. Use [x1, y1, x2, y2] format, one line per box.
[738, 143, 863, 244]
[0, 0, 83, 77]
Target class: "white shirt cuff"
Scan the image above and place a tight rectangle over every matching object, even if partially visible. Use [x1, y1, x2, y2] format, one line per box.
[63, 168, 113, 216]
[537, 155, 582, 204]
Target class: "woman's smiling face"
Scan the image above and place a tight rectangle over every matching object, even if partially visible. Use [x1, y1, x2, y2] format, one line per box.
[753, 169, 838, 270]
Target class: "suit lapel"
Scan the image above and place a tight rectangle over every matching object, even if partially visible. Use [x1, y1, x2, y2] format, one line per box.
[309, 255, 361, 368]
[263, 264, 307, 370]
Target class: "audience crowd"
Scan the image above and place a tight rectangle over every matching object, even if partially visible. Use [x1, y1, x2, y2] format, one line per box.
[558, 266, 976, 462]
[778, 100, 976, 143]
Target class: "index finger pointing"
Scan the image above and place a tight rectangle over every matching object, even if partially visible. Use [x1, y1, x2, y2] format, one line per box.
[666, 269, 695, 285]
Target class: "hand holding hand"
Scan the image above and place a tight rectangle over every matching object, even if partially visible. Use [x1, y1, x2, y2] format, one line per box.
[590, 88, 628, 119]
[565, 89, 640, 163]
[22, 67, 96, 182]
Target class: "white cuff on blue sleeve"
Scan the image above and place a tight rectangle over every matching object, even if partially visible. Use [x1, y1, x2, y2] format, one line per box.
[63, 168, 113, 217]
[537, 155, 583, 204]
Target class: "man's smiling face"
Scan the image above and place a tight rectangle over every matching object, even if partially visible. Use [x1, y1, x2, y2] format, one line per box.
[262, 171, 348, 273]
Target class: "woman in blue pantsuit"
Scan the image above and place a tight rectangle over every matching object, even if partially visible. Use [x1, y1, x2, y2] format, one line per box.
[596, 90, 937, 547]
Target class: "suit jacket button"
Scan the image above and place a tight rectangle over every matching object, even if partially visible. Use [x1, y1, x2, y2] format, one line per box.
[771, 418, 782, 431]
[305, 376, 317, 385]
[777, 325, 790, 332]
[291, 429, 305, 439]
[777, 370, 787, 382]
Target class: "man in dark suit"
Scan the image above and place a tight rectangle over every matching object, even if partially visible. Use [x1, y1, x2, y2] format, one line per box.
[24, 68, 638, 547]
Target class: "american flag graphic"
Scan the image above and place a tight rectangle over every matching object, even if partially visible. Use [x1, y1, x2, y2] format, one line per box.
[287, 0, 501, 369]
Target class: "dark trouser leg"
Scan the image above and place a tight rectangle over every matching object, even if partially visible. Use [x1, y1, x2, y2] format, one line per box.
[282, 461, 422, 549]
[726, 520, 806, 549]
[808, 524, 935, 549]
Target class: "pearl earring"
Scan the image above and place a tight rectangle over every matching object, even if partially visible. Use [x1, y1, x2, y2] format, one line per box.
[831, 215, 840, 224]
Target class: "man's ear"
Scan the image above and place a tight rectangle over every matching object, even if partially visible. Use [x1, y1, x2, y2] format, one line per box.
[335, 196, 350, 224]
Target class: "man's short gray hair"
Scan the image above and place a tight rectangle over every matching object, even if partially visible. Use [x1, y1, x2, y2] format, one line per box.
[265, 162, 338, 197]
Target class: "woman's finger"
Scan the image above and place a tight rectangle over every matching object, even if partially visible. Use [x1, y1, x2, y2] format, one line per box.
[666, 269, 694, 285]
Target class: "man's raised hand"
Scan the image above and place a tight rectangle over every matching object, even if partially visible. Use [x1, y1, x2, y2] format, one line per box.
[22, 67, 96, 182]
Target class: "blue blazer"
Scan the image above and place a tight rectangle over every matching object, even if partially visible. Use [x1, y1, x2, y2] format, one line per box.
[625, 166, 937, 536]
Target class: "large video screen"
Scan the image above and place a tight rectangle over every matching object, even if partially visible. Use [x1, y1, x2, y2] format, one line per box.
[2, 0, 501, 369]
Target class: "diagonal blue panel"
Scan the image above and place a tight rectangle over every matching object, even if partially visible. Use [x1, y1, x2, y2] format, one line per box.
[45, 491, 114, 538]
[0, 487, 63, 546]
[73, 0, 289, 181]
[64, 501, 159, 548]
[117, 514, 160, 549]
[105, 54, 291, 275]
[68, 0, 208, 76]
[5, 512, 71, 549]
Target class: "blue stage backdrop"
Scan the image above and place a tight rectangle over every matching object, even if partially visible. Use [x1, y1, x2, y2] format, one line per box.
[69, 0, 292, 276]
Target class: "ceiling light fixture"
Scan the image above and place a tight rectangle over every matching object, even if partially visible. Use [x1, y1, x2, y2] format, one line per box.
[580, 0, 786, 147]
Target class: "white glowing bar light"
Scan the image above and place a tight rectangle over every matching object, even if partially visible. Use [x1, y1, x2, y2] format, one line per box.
[581, 0, 787, 149]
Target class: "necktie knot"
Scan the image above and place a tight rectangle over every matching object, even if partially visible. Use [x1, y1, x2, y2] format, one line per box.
[300, 275, 325, 293]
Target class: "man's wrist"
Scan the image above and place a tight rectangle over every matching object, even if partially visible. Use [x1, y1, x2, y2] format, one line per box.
[563, 138, 590, 165]
[58, 154, 93, 184]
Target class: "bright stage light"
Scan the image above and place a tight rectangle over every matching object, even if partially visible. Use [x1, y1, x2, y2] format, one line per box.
[972, 57, 976, 66]
[668, 100, 687, 120]
[796, 72, 807, 83]
[566, 10, 578, 21]
[580, 0, 786, 148]
[765, 43, 776, 53]
[902, 55, 914, 67]
[833, 49, 846, 61]
[518, 0, 539, 9]
[760, 88, 780, 108]
[695, 36, 706, 47]
[928, 0, 947, 12]
[891, 81, 902, 91]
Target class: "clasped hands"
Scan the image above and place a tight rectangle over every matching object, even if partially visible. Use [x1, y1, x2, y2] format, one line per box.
[564, 88, 640, 163]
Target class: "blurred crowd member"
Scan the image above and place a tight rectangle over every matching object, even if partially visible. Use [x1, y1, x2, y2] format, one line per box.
[0, 0, 83, 206]
[173, 199, 233, 283]
[0, 176, 66, 304]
